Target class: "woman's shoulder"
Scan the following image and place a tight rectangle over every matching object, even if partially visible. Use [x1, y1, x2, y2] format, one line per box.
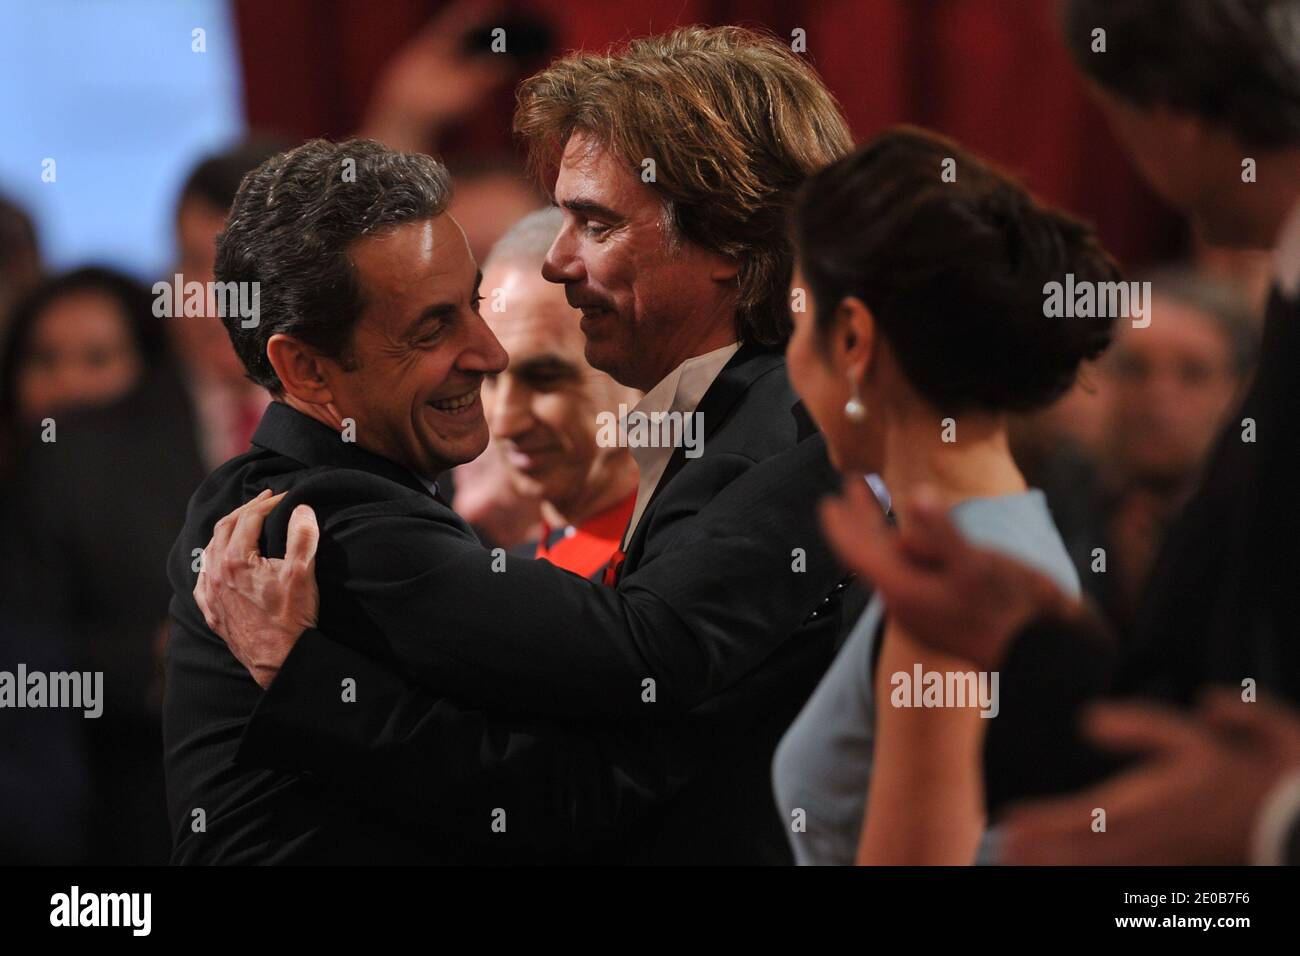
[950, 489, 1082, 597]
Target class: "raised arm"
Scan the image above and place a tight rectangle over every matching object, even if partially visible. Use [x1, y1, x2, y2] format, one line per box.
[857, 620, 987, 865]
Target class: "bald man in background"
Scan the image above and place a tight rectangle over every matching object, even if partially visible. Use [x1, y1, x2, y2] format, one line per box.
[480, 208, 639, 579]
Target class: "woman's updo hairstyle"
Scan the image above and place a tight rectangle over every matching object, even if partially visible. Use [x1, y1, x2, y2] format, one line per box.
[793, 126, 1121, 414]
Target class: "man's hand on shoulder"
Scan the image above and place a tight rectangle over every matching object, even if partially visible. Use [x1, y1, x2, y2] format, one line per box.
[194, 489, 321, 689]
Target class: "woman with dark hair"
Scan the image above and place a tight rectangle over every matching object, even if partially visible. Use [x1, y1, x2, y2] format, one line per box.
[772, 127, 1122, 865]
[0, 266, 167, 464]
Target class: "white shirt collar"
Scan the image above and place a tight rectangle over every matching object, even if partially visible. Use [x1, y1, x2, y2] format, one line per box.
[632, 342, 740, 420]
[1274, 196, 1300, 300]
[622, 342, 740, 546]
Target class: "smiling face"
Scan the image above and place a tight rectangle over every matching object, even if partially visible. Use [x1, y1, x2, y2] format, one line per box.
[541, 131, 739, 392]
[320, 215, 508, 479]
[481, 260, 639, 514]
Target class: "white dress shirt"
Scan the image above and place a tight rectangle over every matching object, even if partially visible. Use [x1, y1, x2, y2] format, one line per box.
[621, 342, 740, 548]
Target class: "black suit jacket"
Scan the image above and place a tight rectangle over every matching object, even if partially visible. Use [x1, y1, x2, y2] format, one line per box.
[985, 286, 1300, 815]
[164, 345, 863, 863]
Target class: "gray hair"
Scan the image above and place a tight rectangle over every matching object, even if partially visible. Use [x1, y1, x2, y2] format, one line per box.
[483, 207, 564, 272]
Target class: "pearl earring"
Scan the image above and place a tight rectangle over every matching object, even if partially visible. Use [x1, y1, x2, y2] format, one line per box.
[844, 384, 866, 423]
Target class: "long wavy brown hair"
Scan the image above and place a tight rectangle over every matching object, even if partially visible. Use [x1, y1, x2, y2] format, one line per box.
[514, 25, 853, 348]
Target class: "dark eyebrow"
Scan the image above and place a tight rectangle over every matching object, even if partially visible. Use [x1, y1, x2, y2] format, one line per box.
[512, 353, 579, 377]
[405, 270, 483, 337]
[560, 198, 623, 222]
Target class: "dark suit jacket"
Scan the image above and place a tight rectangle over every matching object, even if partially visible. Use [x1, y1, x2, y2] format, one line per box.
[985, 286, 1300, 816]
[164, 344, 863, 863]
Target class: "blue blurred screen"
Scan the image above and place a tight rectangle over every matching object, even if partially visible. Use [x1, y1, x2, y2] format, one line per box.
[0, 0, 245, 280]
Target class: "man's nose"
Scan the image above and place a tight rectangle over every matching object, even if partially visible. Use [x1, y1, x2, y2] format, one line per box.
[460, 311, 509, 376]
[488, 376, 532, 439]
[541, 226, 583, 285]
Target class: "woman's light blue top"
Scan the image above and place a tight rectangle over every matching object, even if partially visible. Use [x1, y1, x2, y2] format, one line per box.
[772, 489, 1081, 865]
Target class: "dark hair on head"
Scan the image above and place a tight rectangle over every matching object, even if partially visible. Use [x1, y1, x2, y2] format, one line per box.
[178, 136, 294, 215]
[0, 265, 166, 439]
[214, 138, 454, 392]
[793, 126, 1122, 415]
[1061, 0, 1300, 148]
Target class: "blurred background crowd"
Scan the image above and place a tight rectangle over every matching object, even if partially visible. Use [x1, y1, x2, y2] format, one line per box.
[0, 0, 1273, 864]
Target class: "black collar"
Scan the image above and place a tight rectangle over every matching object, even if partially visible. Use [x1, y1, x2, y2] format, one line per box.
[251, 401, 440, 500]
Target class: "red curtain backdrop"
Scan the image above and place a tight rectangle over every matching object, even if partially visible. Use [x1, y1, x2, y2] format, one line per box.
[232, 0, 1185, 268]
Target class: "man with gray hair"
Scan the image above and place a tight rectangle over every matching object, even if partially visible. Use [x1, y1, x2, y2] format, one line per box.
[475, 208, 640, 578]
[1052, 268, 1258, 639]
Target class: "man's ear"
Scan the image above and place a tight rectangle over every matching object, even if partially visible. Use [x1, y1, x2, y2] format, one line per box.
[266, 333, 336, 405]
